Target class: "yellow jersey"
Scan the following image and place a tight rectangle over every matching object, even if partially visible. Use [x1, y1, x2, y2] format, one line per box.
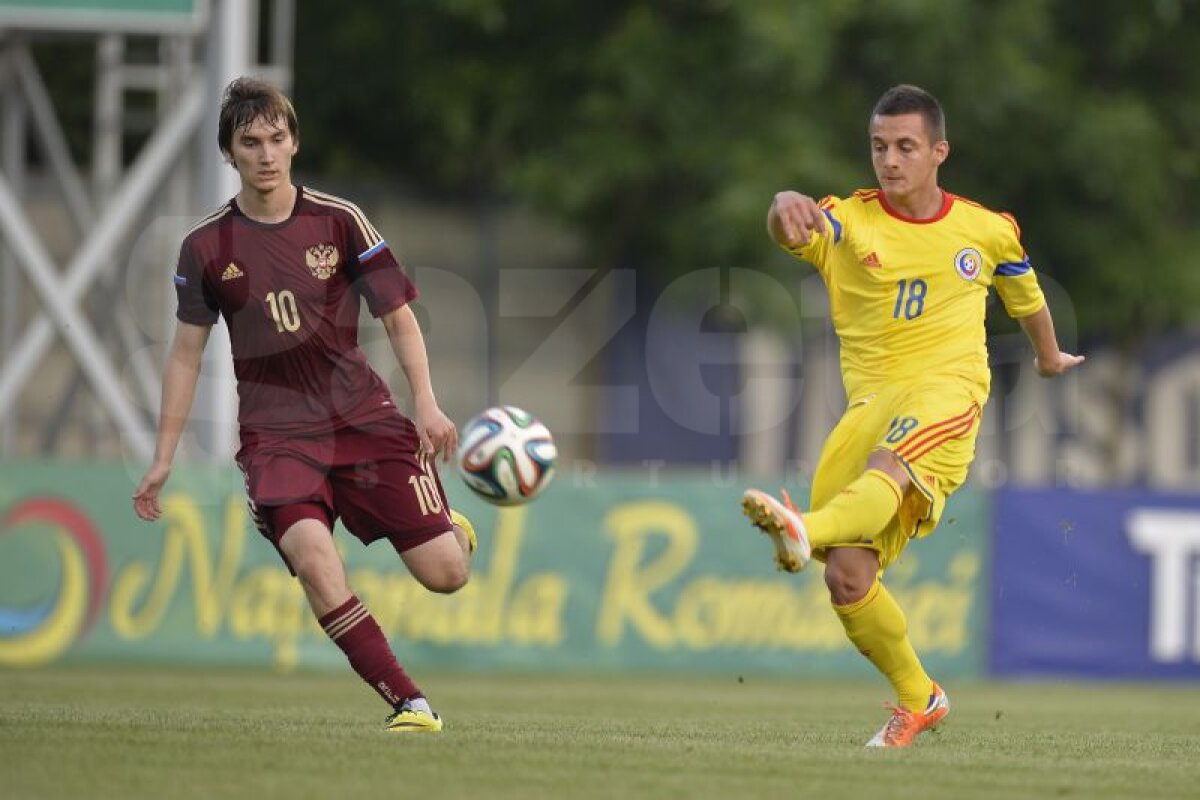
[786, 188, 1046, 402]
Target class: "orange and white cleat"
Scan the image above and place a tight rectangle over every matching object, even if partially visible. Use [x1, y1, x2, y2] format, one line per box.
[741, 488, 812, 573]
[865, 682, 950, 748]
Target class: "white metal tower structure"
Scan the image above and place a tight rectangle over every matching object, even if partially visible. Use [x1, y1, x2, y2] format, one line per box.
[0, 0, 294, 463]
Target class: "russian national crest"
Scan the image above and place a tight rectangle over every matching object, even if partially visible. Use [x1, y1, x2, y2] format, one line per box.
[954, 247, 982, 281]
[305, 243, 340, 280]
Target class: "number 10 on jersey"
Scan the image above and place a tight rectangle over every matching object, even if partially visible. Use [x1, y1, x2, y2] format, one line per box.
[266, 290, 301, 332]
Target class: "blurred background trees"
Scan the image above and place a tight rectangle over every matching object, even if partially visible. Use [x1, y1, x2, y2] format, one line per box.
[39, 0, 1197, 341]
[14, 0, 1200, 471]
[288, 0, 1200, 341]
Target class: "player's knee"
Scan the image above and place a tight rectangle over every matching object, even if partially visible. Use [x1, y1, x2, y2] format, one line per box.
[824, 559, 874, 605]
[419, 560, 470, 594]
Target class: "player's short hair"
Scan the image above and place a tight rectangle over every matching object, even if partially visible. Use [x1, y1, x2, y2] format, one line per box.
[871, 84, 946, 143]
[217, 77, 298, 153]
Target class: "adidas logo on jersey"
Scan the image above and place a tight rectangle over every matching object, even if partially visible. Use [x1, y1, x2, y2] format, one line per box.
[221, 262, 244, 281]
[861, 252, 882, 268]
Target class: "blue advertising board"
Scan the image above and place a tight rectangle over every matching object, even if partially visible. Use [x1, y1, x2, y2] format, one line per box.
[991, 487, 1200, 678]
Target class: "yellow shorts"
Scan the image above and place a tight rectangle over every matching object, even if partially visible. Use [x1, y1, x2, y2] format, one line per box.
[809, 381, 983, 568]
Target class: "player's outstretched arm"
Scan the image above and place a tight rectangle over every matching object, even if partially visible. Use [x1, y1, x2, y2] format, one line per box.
[133, 321, 211, 521]
[1017, 304, 1085, 378]
[380, 305, 457, 463]
[767, 190, 827, 249]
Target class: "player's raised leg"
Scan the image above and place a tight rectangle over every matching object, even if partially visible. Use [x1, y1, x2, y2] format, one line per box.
[275, 508, 442, 733]
[333, 437, 477, 594]
[742, 465, 905, 562]
[741, 398, 907, 569]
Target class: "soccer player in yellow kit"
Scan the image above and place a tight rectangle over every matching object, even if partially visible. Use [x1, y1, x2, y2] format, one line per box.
[742, 84, 1084, 748]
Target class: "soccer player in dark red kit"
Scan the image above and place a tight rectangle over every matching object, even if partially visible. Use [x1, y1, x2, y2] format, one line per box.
[132, 77, 474, 733]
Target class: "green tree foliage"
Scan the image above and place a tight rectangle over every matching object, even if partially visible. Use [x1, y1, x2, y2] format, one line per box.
[295, 0, 1200, 339]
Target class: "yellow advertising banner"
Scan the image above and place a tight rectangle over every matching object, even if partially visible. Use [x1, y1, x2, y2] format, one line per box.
[0, 461, 986, 676]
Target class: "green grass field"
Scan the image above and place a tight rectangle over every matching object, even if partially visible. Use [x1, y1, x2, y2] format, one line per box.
[3, 666, 1199, 800]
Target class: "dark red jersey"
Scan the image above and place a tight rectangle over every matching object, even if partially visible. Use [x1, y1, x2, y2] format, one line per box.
[174, 186, 417, 438]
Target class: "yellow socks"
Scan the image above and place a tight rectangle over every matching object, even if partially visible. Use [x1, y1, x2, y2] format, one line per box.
[834, 578, 932, 711]
[803, 469, 903, 550]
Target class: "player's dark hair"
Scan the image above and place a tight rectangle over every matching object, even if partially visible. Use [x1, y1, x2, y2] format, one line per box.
[872, 84, 946, 142]
[217, 77, 298, 153]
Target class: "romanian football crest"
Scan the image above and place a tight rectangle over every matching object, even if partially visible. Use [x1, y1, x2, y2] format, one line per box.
[953, 247, 982, 281]
[305, 243, 340, 280]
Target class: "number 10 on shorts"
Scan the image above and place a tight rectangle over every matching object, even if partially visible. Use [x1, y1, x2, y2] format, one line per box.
[409, 458, 443, 515]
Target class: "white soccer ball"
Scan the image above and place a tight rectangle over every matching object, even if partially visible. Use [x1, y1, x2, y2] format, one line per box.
[456, 406, 557, 506]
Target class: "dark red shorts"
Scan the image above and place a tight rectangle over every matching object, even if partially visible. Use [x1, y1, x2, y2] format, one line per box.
[236, 413, 453, 563]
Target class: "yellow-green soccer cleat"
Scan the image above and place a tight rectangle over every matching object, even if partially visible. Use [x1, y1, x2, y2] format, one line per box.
[385, 705, 444, 733]
[451, 509, 477, 554]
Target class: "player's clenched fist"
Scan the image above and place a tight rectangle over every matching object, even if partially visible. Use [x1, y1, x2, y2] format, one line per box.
[768, 191, 827, 248]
